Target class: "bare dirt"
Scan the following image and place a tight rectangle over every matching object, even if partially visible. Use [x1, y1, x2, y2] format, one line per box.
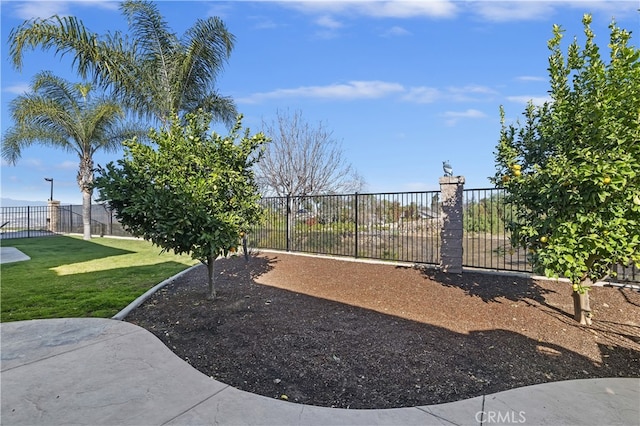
[125, 251, 640, 409]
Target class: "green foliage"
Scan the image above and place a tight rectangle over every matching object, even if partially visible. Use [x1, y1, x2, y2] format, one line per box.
[463, 193, 515, 234]
[493, 15, 640, 284]
[2, 71, 145, 240]
[95, 111, 269, 264]
[9, 0, 237, 126]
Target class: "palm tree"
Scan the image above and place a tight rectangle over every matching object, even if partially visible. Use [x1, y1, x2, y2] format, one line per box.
[9, 0, 237, 128]
[2, 71, 146, 240]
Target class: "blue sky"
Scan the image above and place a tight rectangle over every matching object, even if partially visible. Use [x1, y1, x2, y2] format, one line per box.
[1, 0, 638, 204]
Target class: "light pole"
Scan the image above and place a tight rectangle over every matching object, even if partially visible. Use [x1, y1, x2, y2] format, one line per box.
[44, 178, 54, 201]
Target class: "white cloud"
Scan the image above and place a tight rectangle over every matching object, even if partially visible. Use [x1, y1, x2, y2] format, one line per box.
[10, 1, 117, 20]
[316, 15, 343, 29]
[381, 26, 410, 37]
[238, 80, 405, 103]
[507, 95, 551, 106]
[516, 76, 546, 83]
[57, 161, 77, 170]
[278, 1, 458, 19]
[469, 1, 638, 23]
[355, 1, 458, 19]
[24, 158, 44, 168]
[401, 84, 497, 104]
[401, 86, 441, 103]
[205, 3, 234, 19]
[12, 1, 70, 19]
[447, 84, 499, 102]
[441, 108, 487, 126]
[471, 2, 556, 22]
[252, 18, 279, 29]
[441, 109, 486, 119]
[239, 81, 503, 104]
[4, 84, 31, 95]
[273, 0, 636, 24]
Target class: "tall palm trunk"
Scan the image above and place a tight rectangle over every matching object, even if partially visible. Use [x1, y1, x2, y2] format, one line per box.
[82, 190, 92, 240]
[78, 154, 94, 240]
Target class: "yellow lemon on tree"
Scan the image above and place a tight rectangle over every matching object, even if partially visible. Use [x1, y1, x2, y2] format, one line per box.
[513, 169, 522, 177]
[511, 164, 522, 171]
[540, 236, 548, 243]
[572, 284, 579, 291]
[603, 176, 611, 184]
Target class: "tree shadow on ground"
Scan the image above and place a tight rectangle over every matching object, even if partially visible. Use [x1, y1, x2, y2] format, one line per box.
[418, 267, 557, 305]
[126, 258, 640, 409]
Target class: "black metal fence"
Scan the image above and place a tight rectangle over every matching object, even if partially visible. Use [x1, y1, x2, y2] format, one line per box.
[252, 192, 442, 264]
[2, 192, 637, 284]
[251, 189, 639, 283]
[462, 188, 529, 272]
[0, 204, 132, 239]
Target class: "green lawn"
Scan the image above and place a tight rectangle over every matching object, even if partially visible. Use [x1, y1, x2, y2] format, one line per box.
[1, 235, 199, 322]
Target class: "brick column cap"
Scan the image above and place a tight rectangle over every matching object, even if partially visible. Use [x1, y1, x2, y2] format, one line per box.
[439, 176, 465, 185]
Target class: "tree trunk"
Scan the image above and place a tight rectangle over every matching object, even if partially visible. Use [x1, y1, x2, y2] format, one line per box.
[78, 154, 94, 240]
[572, 279, 592, 326]
[82, 189, 92, 240]
[206, 255, 216, 300]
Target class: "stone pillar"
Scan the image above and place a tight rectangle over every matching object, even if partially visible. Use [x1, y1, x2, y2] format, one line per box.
[48, 200, 60, 233]
[439, 176, 465, 273]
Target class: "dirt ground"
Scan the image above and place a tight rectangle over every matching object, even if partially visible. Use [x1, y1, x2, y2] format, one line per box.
[126, 251, 640, 409]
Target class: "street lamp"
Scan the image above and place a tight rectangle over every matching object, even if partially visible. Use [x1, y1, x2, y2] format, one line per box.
[44, 178, 54, 201]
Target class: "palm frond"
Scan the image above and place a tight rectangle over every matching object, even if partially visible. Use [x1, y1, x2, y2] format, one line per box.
[181, 17, 234, 87]
[187, 92, 237, 128]
[2, 123, 74, 164]
[121, 0, 177, 105]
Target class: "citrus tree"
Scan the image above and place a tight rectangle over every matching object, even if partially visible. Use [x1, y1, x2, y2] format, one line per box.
[493, 15, 640, 325]
[94, 111, 269, 299]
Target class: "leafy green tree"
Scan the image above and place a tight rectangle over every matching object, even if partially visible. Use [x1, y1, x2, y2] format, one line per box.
[463, 193, 515, 234]
[493, 15, 640, 325]
[94, 112, 269, 300]
[9, 0, 236, 127]
[2, 71, 144, 240]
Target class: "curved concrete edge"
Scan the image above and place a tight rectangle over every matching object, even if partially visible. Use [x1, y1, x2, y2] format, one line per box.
[1, 318, 638, 426]
[112, 263, 202, 320]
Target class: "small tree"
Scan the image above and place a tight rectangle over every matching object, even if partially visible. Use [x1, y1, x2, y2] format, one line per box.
[95, 112, 268, 299]
[255, 109, 365, 248]
[255, 109, 365, 197]
[493, 15, 640, 325]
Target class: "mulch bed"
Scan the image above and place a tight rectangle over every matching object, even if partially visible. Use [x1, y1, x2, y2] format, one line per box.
[125, 251, 640, 409]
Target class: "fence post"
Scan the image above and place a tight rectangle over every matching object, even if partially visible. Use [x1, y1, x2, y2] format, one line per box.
[439, 176, 465, 273]
[48, 200, 60, 233]
[286, 194, 291, 252]
[354, 192, 359, 258]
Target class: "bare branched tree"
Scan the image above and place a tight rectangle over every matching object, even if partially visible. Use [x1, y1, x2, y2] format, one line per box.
[256, 109, 365, 197]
